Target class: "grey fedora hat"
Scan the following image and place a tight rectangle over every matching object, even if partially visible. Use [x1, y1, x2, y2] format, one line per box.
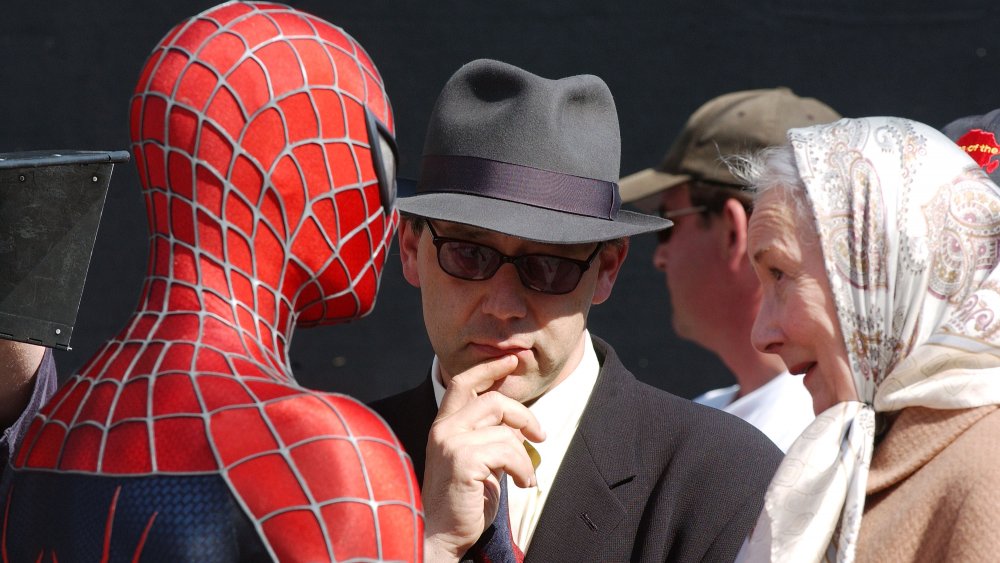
[397, 59, 671, 244]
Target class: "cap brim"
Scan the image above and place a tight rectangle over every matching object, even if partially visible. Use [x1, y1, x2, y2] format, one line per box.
[618, 168, 690, 212]
[397, 192, 671, 244]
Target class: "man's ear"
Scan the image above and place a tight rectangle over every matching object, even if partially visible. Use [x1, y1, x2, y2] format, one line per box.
[720, 199, 749, 271]
[592, 237, 629, 305]
[398, 219, 422, 288]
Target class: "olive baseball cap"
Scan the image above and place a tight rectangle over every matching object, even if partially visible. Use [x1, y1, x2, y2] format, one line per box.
[620, 88, 841, 211]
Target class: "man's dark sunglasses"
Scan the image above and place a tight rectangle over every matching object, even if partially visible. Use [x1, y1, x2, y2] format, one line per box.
[656, 205, 707, 244]
[425, 222, 602, 295]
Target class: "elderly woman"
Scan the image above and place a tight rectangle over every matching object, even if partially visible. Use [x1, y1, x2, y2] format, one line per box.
[739, 117, 1000, 562]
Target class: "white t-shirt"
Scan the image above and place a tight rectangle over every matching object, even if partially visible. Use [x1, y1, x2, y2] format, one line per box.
[694, 372, 814, 452]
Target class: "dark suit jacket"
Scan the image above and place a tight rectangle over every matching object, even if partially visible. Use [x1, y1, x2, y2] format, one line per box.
[371, 337, 782, 562]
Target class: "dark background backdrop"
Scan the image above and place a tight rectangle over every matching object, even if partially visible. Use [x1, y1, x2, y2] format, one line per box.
[3, 0, 998, 402]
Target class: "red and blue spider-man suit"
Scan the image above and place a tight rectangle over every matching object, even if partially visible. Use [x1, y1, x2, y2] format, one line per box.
[2, 2, 422, 560]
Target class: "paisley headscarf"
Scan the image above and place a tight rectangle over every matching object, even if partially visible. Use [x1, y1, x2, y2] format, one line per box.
[744, 117, 1000, 562]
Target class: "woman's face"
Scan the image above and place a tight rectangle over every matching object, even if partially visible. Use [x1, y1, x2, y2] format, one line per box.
[748, 186, 858, 415]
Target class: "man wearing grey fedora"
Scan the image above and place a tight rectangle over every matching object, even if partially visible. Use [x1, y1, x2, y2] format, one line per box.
[371, 59, 781, 562]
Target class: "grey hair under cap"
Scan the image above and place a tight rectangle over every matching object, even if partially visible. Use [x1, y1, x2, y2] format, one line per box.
[397, 59, 670, 244]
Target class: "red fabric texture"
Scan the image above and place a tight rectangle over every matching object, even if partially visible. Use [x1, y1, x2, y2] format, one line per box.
[955, 129, 1000, 175]
[14, 2, 420, 560]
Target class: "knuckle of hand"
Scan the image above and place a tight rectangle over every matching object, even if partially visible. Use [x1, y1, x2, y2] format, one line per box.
[480, 390, 512, 412]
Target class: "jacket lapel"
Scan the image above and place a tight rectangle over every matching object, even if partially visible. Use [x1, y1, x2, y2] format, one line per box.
[524, 338, 637, 561]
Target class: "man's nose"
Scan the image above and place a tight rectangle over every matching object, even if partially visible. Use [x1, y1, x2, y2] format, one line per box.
[480, 263, 529, 320]
[652, 239, 669, 272]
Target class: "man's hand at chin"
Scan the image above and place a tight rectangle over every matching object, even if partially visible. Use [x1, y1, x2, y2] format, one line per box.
[421, 354, 546, 562]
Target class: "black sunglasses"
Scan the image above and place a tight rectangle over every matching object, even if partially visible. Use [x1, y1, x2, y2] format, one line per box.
[656, 205, 707, 244]
[425, 222, 602, 295]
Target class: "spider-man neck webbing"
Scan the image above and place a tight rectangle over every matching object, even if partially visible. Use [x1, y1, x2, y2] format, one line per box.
[4, 2, 422, 560]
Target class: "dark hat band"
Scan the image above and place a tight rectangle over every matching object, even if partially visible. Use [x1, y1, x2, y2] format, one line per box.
[418, 155, 621, 219]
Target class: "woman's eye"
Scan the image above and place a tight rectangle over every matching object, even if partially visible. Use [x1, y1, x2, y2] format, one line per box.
[769, 268, 784, 281]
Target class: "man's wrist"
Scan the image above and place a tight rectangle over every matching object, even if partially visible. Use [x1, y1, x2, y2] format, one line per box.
[423, 534, 462, 563]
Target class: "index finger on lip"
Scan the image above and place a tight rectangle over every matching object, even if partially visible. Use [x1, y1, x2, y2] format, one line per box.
[437, 354, 518, 418]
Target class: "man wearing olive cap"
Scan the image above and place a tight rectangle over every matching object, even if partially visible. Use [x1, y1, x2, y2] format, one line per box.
[619, 88, 838, 451]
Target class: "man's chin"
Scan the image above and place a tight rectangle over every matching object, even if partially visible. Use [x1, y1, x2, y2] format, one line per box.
[490, 375, 551, 406]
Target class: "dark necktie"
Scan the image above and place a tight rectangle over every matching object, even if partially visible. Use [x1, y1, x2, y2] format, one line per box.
[468, 475, 525, 563]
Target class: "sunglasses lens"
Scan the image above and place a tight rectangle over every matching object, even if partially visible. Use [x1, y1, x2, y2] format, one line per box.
[437, 241, 501, 280]
[430, 225, 591, 295]
[517, 255, 581, 294]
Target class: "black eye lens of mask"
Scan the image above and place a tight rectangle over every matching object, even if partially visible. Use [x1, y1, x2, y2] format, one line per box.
[364, 106, 397, 211]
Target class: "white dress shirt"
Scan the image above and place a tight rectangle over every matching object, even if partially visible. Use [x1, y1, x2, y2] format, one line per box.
[693, 371, 814, 452]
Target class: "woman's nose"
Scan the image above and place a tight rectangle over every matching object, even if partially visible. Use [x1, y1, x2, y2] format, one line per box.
[751, 298, 783, 354]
